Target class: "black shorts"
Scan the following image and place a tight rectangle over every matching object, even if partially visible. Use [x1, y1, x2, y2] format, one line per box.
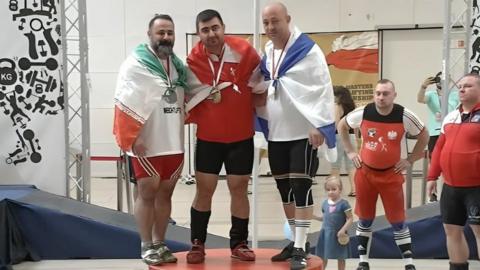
[268, 139, 318, 179]
[427, 135, 439, 157]
[440, 183, 480, 226]
[195, 138, 254, 175]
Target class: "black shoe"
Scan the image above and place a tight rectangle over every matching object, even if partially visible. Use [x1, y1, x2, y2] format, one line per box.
[305, 241, 310, 256]
[357, 261, 370, 270]
[271, 241, 294, 261]
[290, 248, 307, 270]
[405, 264, 416, 270]
[449, 262, 469, 270]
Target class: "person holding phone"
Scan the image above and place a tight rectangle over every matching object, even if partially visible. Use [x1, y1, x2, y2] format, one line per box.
[417, 72, 459, 158]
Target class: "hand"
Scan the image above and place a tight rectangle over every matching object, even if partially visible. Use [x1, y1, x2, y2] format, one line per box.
[132, 139, 147, 157]
[308, 128, 324, 149]
[347, 151, 362, 168]
[426, 181, 437, 197]
[421, 77, 436, 88]
[337, 230, 347, 239]
[394, 159, 411, 173]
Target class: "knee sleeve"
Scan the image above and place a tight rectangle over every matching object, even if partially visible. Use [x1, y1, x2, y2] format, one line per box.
[391, 221, 406, 231]
[289, 178, 313, 208]
[359, 219, 373, 228]
[275, 179, 294, 204]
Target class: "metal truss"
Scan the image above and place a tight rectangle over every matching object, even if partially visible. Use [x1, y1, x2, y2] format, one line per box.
[60, 0, 90, 202]
[442, 0, 472, 116]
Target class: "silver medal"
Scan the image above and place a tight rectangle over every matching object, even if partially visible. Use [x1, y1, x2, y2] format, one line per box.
[162, 87, 177, 104]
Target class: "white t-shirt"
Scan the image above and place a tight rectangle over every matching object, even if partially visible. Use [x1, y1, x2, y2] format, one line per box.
[346, 106, 424, 137]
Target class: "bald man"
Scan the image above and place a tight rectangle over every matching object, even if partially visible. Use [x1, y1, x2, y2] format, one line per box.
[257, 3, 336, 270]
[427, 73, 480, 270]
[338, 79, 429, 270]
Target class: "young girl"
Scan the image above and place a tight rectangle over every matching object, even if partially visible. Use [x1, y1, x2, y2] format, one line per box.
[314, 176, 353, 270]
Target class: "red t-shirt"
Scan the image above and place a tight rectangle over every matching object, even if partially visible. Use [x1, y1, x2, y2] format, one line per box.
[187, 36, 260, 143]
[346, 103, 424, 170]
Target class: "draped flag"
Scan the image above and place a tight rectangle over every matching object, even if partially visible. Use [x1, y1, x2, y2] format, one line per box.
[113, 44, 187, 151]
[257, 28, 337, 161]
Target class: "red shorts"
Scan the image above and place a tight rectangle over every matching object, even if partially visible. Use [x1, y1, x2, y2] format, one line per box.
[131, 153, 184, 181]
[354, 165, 405, 224]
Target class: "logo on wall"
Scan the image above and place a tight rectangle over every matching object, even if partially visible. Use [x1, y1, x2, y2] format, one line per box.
[470, 0, 480, 73]
[1, 0, 63, 166]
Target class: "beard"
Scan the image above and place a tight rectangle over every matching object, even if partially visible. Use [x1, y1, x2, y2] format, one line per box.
[152, 40, 174, 56]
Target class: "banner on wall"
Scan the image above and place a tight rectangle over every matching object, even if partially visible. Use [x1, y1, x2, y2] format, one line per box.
[187, 31, 379, 106]
[311, 31, 379, 106]
[0, 0, 66, 195]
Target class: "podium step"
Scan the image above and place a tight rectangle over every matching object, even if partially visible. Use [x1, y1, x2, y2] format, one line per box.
[149, 248, 323, 269]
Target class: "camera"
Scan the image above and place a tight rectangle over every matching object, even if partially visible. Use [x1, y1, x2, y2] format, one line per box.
[433, 72, 442, 84]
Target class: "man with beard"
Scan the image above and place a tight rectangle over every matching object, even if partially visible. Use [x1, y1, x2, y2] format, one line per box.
[113, 14, 187, 266]
[184, 9, 262, 264]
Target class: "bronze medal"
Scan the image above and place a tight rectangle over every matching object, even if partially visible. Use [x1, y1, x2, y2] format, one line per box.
[212, 91, 221, 103]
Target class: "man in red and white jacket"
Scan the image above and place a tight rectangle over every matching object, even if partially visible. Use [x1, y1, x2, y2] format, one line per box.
[427, 73, 480, 270]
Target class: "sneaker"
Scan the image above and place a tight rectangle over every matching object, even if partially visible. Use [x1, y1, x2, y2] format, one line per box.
[186, 239, 205, 264]
[405, 264, 416, 270]
[141, 245, 163, 265]
[231, 241, 255, 261]
[290, 247, 307, 270]
[271, 241, 294, 261]
[357, 262, 370, 270]
[153, 242, 177, 263]
[271, 241, 310, 262]
[180, 175, 196, 185]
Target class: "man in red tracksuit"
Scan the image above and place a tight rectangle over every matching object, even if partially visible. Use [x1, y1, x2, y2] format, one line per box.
[427, 73, 480, 270]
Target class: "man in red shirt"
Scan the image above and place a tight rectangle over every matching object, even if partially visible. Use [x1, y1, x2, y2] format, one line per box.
[184, 9, 261, 264]
[338, 79, 429, 270]
[427, 73, 480, 270]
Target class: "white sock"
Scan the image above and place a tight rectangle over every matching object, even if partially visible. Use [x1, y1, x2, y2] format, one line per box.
[294, 219, 311, 249]
[288, 218, 296, 240]
[356, 224, 372, 263]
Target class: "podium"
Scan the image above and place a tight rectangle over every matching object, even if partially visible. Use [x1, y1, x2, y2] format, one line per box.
[149, 248, 323, 269]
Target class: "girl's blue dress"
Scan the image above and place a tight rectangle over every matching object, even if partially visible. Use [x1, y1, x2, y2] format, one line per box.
[315, 198, 351, 259]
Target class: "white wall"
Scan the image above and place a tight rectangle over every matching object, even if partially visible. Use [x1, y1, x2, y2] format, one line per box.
[86, 0, 451, 176]
[382, 28, 443, 123]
